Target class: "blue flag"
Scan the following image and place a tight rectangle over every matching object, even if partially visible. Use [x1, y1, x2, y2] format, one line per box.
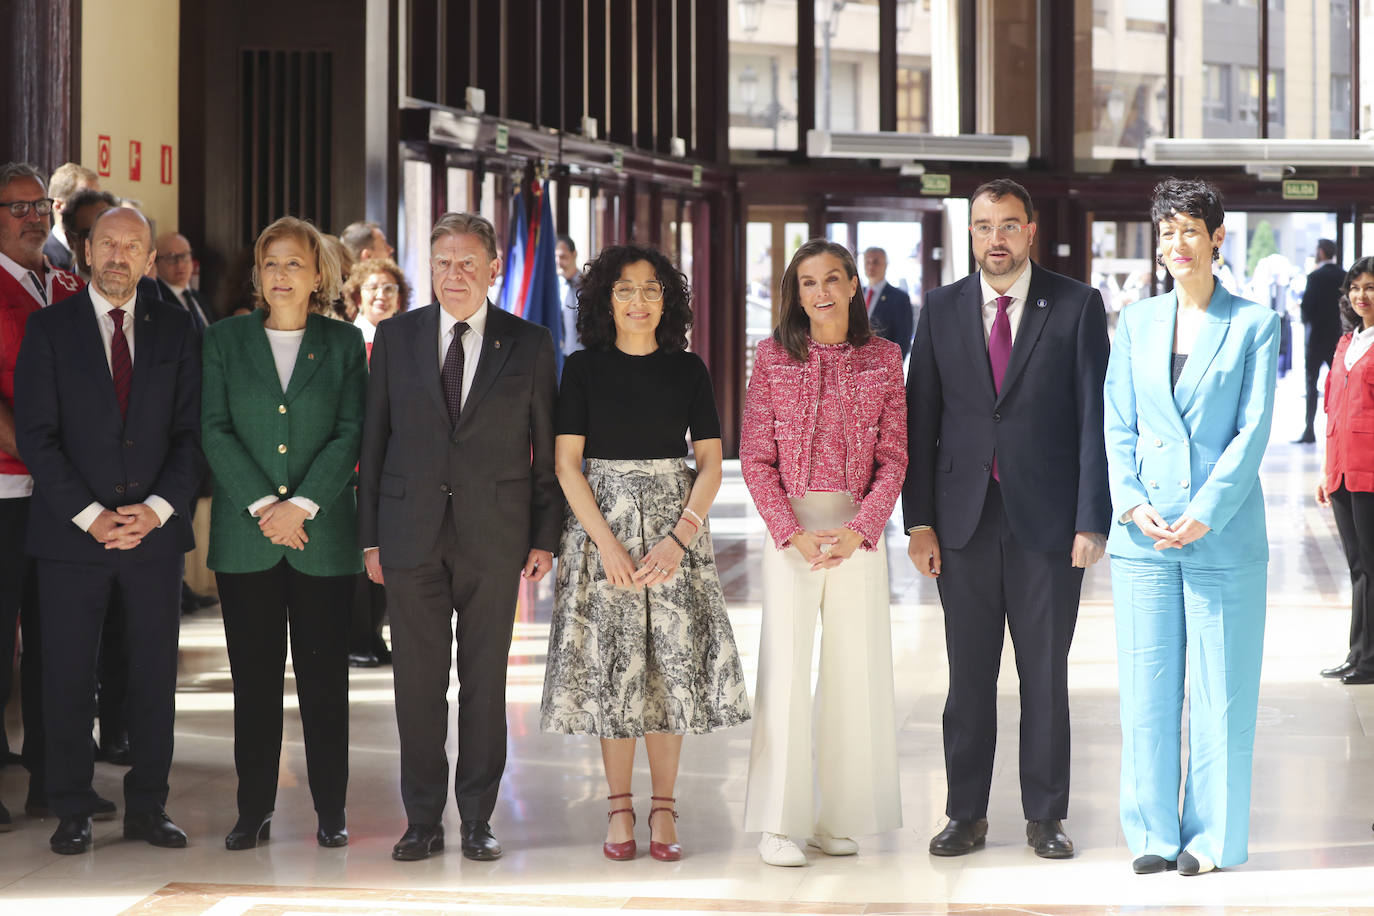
[523, 181, 564, 373]
[497, 187, 528, 315]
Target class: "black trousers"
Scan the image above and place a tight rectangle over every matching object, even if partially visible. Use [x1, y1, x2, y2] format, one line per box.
[0, 497, 41, 787]
[1330, 485, 1374, 675]
[217, 559, 352, 818]
[384, 503, 520, 826]
[97, 591, 129, 746]
[936, 480, 1084, 821]
[39, 552, 182, 818]
[349, 572, 388, 656]
[1304, 328, 1339, 434]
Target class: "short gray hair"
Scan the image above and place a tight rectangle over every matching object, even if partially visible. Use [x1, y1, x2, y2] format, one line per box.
[863, 246, 887, 259]
[430, 212, 498, 261]
[0, 161, 47, 195]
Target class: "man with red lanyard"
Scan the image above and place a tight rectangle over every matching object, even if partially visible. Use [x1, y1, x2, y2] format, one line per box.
[0, 162, 88, 831]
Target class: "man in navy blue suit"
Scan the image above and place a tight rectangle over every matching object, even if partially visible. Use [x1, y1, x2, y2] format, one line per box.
[15, 206, 202, 855]
[862, 246, 914, 358]
[903, 179, 1110, 861]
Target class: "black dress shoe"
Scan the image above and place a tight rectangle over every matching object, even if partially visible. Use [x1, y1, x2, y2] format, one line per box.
[124, 810, 188, 848]
[317, 811, 348, 848]
[1132, 854, 1177, 874]
[1294, 431, 1317, 444]
[392, 823, 444, 861]
[1342, 671, 1374, 685]
[460, 820, 502, 860]
[1027, 819, 1074, 859]
[225, 812, 272, 850]
[1322, 661, 1357, 679]
[50, 816, 92, 854]
[348, 652, 380, 668]
[929, 817, 988, 856]
[96, 735, 131, 767]
[0, 800, 12, 833]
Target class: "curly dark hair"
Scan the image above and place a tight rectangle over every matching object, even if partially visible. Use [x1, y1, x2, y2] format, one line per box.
[1341, 256, 1374, 331]
[774, 238, 872, 362]
[576, 244, 692, 351]
[1150, 178, 1225, 234]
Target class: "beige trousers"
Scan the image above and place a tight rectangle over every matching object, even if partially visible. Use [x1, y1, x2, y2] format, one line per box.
[742, 491, 902, 838]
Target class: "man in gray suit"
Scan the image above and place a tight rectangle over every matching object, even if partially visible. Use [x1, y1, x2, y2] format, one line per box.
[358, 211, 561, 863]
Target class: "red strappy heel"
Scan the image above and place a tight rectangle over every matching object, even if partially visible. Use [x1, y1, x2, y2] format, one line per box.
[603, 793, 636, 860]
[648, 795, 681, 861]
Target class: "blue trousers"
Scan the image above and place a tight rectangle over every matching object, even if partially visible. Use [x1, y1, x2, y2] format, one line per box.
[1111, 556, 1266, 868]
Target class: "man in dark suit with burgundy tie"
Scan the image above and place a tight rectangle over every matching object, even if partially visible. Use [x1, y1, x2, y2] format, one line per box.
[358, 211, 561, 863]
[14, 206, 202, 855]
[903, 179, 1110, 860]
[862, 246, 914, 359]
[153, 232, 213, 331]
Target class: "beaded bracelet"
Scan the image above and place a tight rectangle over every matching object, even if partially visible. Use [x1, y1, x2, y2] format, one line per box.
[666, 530, 689, 551]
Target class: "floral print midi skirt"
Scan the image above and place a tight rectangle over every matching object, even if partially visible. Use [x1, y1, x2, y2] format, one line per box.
[541, 458, 752, 738]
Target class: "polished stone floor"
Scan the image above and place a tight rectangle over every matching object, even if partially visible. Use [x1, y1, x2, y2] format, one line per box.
[3, 367, 1374, 915]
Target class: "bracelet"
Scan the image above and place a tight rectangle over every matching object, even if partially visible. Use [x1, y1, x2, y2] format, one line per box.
[678, 514, 699, 530]
[682, 507, 704, 526]
[906, 525, 932, 535]
[666, 531, 688, 551]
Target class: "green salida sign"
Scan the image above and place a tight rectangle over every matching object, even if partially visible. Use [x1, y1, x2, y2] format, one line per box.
[1282, 179, 1318, 201]
[921, 173, 951, 196]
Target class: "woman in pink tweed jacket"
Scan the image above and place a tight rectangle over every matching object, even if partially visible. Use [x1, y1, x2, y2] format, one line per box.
[738, 238, 907, 867]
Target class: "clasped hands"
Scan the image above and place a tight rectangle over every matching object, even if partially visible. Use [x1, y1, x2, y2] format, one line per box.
[598, 535, 685, 588]
[1130, 504, 1210, 550]
[88, 504, 160, 550]
[791, 527, 863, 571]
[253, 499, 310, 550]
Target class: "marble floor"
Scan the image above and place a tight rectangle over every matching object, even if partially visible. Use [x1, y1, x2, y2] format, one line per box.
[3, 367, 1374, 915]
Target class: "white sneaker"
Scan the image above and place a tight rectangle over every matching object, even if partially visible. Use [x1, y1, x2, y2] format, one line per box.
[758, 832, 806, 866]
[807, 834, 858, 856]
[1178, 850, 1216, 876]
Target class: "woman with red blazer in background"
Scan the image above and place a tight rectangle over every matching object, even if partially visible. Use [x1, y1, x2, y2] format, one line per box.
[1317, 257, 1374, 685]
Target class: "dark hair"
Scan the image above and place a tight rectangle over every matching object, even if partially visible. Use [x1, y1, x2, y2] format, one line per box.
[556, 233, 575, 253]
[1150, 178, 1225, 234]
[774, 238, 872, 362]
[340, 220, 382, 258]
[970, 178, 1034, 222]
[1339, 295, 1359, 331]
[1341, 256, 1374, 296]
[576, 244, 692, 352]
[62, 188, 120, 237]
[1317, 238, 1337, 261]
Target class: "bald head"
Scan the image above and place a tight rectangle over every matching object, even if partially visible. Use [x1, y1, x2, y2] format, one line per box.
[154, 231, 194, 287]
[88, 207, 155, 304]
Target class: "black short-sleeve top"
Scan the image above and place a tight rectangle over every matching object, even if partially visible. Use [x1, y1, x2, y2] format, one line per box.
[556, 347, 722, 458]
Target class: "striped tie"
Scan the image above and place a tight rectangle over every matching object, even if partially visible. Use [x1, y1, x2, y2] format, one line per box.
[109, 308, 132, 419]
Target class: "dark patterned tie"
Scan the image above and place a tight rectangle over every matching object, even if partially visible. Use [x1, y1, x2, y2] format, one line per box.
[988, 295, 1012, 481]
[182, 290, 206, 329]
[441, 321, 469, 426]
[109, 308, 132, 419]
[27, 271, 47, 307]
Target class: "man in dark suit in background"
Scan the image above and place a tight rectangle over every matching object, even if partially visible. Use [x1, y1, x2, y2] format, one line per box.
[903, 179, 1110, 861]
[359, 211, 561, 863]
[43, 162, 99, 273]
[863, 246, 914, 359]
[15, 206, 202, 855]
[153, 232, 213, 331]
[1295, 238, 1344, 443]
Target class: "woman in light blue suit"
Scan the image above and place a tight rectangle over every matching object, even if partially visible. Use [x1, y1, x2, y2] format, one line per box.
[1104, 179, 1279, 877]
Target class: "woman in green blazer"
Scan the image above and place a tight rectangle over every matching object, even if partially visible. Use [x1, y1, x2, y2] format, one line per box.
[202, 216, 366, 851]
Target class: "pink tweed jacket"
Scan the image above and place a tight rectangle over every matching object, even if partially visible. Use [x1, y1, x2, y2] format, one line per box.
[739, 335, 908, 549]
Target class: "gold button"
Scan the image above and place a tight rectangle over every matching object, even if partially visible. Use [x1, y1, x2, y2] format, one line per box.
[1180, 480, 1189, 488]
[1148, 480, 1158, 488]
[278, 404, 287, 414]
[1154, 438, 1162, 447]
[278, 444, 287, 454]
[277, 485, 288, 495]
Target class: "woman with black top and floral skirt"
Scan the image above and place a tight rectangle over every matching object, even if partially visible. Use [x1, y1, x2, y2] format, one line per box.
[540, 244, 750, 862]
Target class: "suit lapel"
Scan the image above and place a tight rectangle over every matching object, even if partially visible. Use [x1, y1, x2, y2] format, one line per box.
[411, 304, 449, 421]
[129, 295, 161, 412]
[1173, 284, 1234, 415]
[457, 304, 514, 431]
[282, 314, 326, 402]
[1143, 293, 1189, 438]
[244, 310, 287, 396]
[996, 264, 1052, 405]
[955, 276, 997, 402]
[71, 293, 122, 416]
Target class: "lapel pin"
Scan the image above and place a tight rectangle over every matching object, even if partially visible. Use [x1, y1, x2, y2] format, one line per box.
[1036, 299, 1048, 309]
[307, 353, 315, 360]
[494, 340, 501, 349]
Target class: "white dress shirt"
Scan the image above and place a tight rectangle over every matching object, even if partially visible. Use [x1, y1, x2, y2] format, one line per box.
[244, 325, 320, 521]
[162, 281, 211, 327]
[72, 284, 174, 532]
[439, 300, 488, 409]
[978, 262, 1033, 344]
[865, 279, 886, 316]
[1347, 324, 1374, 371]
[353, 311, 378, 345]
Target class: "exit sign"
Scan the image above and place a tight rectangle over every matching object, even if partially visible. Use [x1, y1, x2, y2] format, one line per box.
[1282, 179, 1319, 200]
[921, 173, 951, 196]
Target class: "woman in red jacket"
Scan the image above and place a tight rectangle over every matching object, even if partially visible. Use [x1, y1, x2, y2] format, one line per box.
[1317, 257, 1374, 684]
[738, 239, 907, 866]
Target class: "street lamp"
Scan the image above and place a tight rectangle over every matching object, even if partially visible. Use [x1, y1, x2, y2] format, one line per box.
[896, 0, 916, 37]
[815, 1, 846, 130]
[814, 0, 846, 38]
[737, 0, 762, 37]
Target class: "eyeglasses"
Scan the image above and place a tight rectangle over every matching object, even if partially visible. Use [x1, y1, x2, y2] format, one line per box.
[431, 255, 484, 276]
[611, 283, 664, 302]
[157, 252, 192, 265]
[361, 283, 400, 296]
[969, 223, 1030, 238]
[1, 198, 54, 219]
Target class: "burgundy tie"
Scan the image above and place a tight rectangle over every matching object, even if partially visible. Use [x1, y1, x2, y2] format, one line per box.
[865, 287, 874, 309]
[109, 308, 132, 419]
[988, 296, 1012, 480]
